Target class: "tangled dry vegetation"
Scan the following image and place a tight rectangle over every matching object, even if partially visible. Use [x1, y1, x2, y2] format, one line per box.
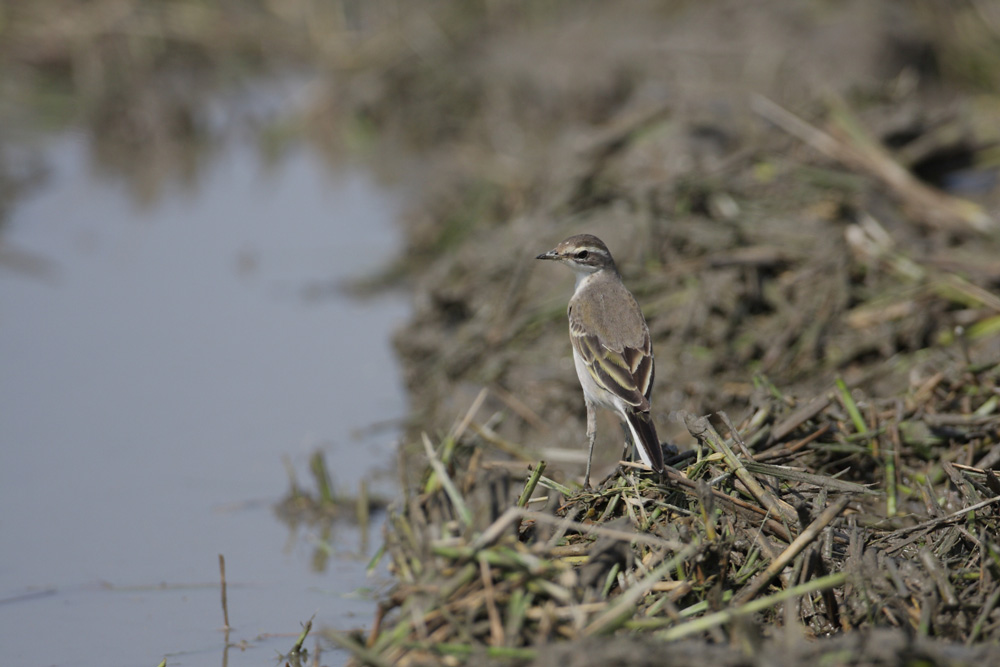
[329, 364, 1000, 666]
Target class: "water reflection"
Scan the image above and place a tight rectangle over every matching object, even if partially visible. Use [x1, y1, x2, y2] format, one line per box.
[275, 450, 391, 573]
[0, 128, 408, 666]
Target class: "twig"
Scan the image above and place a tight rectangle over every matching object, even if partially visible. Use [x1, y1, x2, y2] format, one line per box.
[478, 555, 505, 646]
[720, 412, 755, 460]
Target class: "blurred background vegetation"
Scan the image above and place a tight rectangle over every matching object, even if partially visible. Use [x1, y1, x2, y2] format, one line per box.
[3, 0, 1000, 440]
[2, 0, 998, 201]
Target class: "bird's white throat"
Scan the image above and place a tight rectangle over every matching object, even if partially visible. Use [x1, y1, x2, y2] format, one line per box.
[572, 267, 606, 292]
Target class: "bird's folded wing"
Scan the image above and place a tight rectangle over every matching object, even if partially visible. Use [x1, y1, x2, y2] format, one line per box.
[573, 330, 653, 411]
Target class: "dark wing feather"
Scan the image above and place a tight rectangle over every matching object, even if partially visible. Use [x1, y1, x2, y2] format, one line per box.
[624, 409, 664, 472]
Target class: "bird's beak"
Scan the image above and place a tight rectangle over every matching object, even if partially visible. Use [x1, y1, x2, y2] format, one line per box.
[536, 249, 558, 260]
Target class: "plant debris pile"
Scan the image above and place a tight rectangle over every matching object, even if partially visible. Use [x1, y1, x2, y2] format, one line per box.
[330, 363, 1000, 665]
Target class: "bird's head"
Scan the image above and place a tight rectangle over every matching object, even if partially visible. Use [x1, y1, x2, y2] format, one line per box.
[535, 234, 617, 276]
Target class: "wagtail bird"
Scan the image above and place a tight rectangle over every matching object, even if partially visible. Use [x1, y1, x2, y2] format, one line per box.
[536, 234, 665, 489]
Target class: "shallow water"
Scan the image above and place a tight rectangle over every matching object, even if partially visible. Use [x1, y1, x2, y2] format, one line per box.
[0, 132, 408, 665]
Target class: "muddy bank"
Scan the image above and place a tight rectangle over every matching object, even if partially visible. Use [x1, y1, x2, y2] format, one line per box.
[366, 0, 1000, 474]
[320, 1, 1000, 664]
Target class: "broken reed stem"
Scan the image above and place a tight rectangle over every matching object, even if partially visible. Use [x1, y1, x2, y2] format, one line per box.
[517, 461, 547, 508]
[309, 450, 335, 505]
[422, 433, 473, 527]
[742, 461, 877, 495]
[357, 478, 370, 526]
[478, 555, 505, 646]
[919, 549, 959, 608]
[519, 508, 687, 552]
[683, 412, 797, 524]
[720, 411, 755, 460]
[218, 553, 229, 630]
[658, 571, 848, 642]
[468, 505, 688, 553]
[886, 410, 902, 518]
[535, 474, 574, 497]
[734, 496, 851, 605]
[291, 616, 314, 655]
[835, 377, 873, 455]
[451, 386, 489, 443]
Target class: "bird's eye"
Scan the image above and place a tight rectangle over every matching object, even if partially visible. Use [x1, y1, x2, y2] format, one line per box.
[575, 250, 589, 260]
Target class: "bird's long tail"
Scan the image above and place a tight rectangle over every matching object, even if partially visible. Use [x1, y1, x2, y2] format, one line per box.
[623, 410, 664, 472]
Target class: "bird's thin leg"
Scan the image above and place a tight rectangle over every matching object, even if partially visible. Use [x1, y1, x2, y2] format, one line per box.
[619, 422, 632, 462]
[614, 422, 635, 483]
[584, 402, 598, 490]
[594, 424, 631, 488]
